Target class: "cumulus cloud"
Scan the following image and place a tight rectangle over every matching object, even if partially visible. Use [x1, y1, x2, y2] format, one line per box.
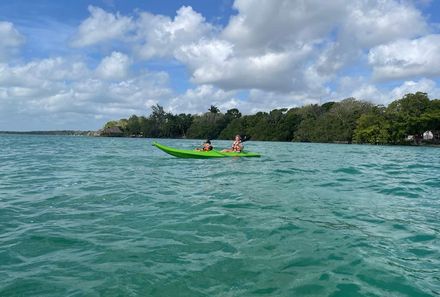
[334, 76, 387, 104]
[71, 5, 134, 47]
[243, 89, 322, 114]
[96, 51, 131, 80]
[332, 77, 440, 105]
[0, 21, 25, 61]
[390, 78, 440, 99]
[222, 0, 346, 51]
[369, 35, 440, 81]
[0, 56, 172, 130]
[68, 1, 436, 96]
[135, 6, 215, 59]
[168, 85, 238, 114]
[176, 40, 317, 92]
[175, 0, 431, 94]
[166, 84, 324, 115]
[0, 57, 90, 88]
[343, 1, 427, 48]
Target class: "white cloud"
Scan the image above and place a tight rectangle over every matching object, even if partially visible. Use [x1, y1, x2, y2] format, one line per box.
[390, 78, 440, 100]
[332, 77, 440, 105]
[369, 35, 440, 81]
[176, 38, 318, 92]
[96, 51, 131, 80]
[0, 21, 25, 61]
[167, 84, 325, 115]
[172, 0, 431, 94]
[0, 56, 172, 130]
[243, 89, 322, 114]
[0, 57, 90, 88]
[223, 0, 346, 51]
[343, 1, 427, 48]
[67, 1, 436, 96]
[168, 85, 238, 114]
[71, 6, 134, 47]
[135, 6, 215, 59]
[0, 22, 25, 47]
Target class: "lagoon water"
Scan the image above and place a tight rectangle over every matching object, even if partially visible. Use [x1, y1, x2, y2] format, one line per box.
[1, 135, 439, 296]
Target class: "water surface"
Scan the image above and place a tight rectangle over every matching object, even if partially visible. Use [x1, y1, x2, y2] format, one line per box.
[1, 135, 439, 296]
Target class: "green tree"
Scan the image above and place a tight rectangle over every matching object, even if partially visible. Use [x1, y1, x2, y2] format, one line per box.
[187, 112, 226, 139]
[386, 92, 431, 143]
[104, 120, 119, 129]
[139, 116, 153, 137]
[219, 117, 246, 139]
[354, 108, 390, 144]
[175, 113, 193, 138]
[127, 115, 141, 135]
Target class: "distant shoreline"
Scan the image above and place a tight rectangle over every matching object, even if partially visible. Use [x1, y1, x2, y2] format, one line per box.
[0, 130, 95, 136]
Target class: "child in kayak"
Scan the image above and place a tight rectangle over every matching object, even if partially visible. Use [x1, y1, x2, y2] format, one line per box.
[196, 139, 213, 151]
[222, 135, 243, 152]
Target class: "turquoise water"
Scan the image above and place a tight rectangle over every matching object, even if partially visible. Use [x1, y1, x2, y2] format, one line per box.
[1, 135, 439, 297]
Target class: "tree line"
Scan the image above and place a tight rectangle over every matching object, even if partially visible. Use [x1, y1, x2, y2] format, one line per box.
[102, 92, 440, 145]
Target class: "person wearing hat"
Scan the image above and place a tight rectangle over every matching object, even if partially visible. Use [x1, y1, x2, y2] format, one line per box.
[195, 139, 213, 151]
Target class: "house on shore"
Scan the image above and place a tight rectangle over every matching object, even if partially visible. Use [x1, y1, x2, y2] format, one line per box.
[423, 131, 434, 140]
[407, 130, 439, 144]
[99, 126, 124, 137]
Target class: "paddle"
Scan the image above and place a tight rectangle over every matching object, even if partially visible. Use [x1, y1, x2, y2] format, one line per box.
[241, 135, 251, 142]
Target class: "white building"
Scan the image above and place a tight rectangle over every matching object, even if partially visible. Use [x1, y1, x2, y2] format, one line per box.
[423, 131, 434, 140]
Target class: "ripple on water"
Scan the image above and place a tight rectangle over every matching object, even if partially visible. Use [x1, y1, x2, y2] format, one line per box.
[0, 136, 439, 296]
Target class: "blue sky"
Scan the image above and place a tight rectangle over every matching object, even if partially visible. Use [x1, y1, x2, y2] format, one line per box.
[1, 0, 440, 130]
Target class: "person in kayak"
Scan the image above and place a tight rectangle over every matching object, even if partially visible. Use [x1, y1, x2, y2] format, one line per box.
[222, 135, 243, 152]
[196, 139, 213, 151]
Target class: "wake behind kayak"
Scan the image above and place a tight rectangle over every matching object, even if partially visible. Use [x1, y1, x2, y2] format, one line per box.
[152, 142, 261, 158]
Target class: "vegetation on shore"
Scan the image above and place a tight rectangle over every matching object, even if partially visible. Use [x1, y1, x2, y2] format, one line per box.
[102, 92, 440, 145]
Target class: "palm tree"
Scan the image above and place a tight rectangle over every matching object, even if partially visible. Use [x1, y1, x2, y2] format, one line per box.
[208, 105, 220, 114]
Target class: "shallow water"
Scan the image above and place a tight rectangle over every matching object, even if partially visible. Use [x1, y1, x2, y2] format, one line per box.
[1, 135, 439, 296]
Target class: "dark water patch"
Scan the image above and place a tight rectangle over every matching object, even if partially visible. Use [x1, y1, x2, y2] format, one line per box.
[423, 179, 440, 188]
[329, 283, 361, 297]
[273, 167, 319, 174]
[0, 279, 67, 297]
[317, 181, 343, 187]
[333, 167, 362, 175]
[357, 272, 433, 297]
[407, 163, 439, 170]
[293, 284, 326, 295]
[222, 202, 257, 209]
[406, 234, 436, 242]
[252, 287, 279, 295]
[282, 257, 323, 270]
[407, 248, 435, 257]
[393, 223, 409, 230]
[378, 187, 420, 198]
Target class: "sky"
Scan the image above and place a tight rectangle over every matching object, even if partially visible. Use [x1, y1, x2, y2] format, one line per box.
[1, 0, 440, 131]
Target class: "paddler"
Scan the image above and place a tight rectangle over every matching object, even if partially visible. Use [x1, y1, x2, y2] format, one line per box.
[222, 134, 243, 152]
[196, 139, 213, 151]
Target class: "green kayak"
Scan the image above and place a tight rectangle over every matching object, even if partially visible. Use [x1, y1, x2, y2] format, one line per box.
[152, 142, 261, 159]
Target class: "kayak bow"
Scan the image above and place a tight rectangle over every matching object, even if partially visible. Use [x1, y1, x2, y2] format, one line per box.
[152, 142, 261, 159]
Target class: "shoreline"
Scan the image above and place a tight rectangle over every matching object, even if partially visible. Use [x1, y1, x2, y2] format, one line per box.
[0, 130, 95, 136]
[2, 132, 438, 147]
